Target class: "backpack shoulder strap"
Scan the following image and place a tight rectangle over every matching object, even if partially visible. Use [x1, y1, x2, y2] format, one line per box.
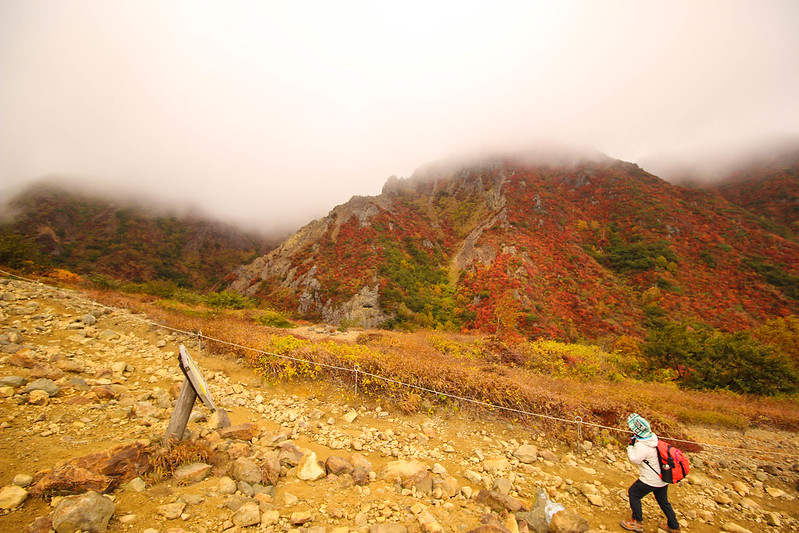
[642, 458, 660, 477]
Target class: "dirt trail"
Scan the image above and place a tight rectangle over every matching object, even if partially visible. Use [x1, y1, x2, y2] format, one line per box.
[0, 277, 797, 533]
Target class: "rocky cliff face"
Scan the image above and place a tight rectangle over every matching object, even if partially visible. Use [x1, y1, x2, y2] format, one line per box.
[228, 153, 799, 338]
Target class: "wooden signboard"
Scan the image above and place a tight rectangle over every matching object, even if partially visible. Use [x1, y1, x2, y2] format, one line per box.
[163, 344, 217, 446]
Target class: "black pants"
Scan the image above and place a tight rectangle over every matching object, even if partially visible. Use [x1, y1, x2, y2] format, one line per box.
[628, 479, 679, 530]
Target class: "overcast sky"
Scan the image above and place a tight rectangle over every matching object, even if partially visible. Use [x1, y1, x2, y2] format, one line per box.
[2, 1, 798, 231]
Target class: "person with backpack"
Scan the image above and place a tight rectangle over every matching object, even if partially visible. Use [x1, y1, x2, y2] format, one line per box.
[620, 413, 682, 533]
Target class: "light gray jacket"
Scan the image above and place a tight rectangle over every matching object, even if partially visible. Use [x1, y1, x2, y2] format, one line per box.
[627, 434, 667, 488]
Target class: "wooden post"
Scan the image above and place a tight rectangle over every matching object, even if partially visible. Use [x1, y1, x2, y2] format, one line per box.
[163, 378, 198, 446]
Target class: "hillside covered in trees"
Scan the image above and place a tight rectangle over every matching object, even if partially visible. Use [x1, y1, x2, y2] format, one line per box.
[0, 184, 280, 291]
[229, 151, 799, 340]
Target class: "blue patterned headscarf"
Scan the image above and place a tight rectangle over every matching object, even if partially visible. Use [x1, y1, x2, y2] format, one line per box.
[627, 413, 653, 438]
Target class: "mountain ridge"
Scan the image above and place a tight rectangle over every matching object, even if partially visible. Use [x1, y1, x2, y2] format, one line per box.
[0, 183, 284, 290]
[229, 152, 799, 339]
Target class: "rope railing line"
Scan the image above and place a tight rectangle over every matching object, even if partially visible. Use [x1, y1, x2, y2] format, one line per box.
[0, 269, 795, 459]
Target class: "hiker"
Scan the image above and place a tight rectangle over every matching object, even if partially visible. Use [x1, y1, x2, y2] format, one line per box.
[620, 413, 681, 533]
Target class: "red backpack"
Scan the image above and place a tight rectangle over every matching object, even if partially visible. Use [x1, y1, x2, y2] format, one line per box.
[644, 440, 690, 483]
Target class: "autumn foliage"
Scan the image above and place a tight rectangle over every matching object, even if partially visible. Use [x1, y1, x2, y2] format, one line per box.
[232, 155, 799, 341]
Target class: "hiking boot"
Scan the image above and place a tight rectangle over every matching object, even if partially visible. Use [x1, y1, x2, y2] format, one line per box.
[620, 518, 644, 532]
[659, 522, 680, 532]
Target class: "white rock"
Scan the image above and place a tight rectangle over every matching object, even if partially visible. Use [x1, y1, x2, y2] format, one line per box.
[262, 510, 280, 526]
[586, 494, 603, 507]
[126, 477, 146, 492]
[721, 524, 753, 533]
[297, 452, 326, 481]
[765, 487, 786, 498]
[12, 474, 33, 488]
[0, 485, 28, 509]
[418, 510, 444, 533]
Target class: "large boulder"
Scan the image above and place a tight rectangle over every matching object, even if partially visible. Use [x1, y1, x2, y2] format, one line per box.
[30, 441, 150, 496]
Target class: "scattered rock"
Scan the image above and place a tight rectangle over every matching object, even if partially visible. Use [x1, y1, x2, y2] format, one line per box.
[325, 455, 355, 475]
[30, 464, 114, 496]
[232, 501, 261, 527]
[549, 508, 589, 533]
[24, 378, 59, 397]
[27, 516, 53, 533]
[475, 490, 529, 513]
[13, 474, 33, 488]
[27, 389, 49, 405]
[51, 491, 115, 533]
[262, 509, 280, 526]
[0, 485, 28, 509]
[219, 422, 258, 441]
[231, 457, 262, 484]
[514, 444, 538, 464]
[125, 477, 146, 492]
[291, 510, 313, 524]
[0, 375, 26, 387]
[417, 509, 444, 533]
[261, 451, 281, 485]
[721, 524, 753, 533]
[218, 476, 237, 494]
[157, 501, 186, 520]
[297, 451, 326, 481]
[30, 363, 64, 380]
[714, 493, 733, 505]
[371, 524, 408, 533]
[173, 462, 211, 484]
[278, 442, 308, 466]
[208, 409, 232, 429]
[380, 459, 428, 483]
[764, 487, 786, 498]
[9, 351, 35, 368]
[586, 493, 603, 507]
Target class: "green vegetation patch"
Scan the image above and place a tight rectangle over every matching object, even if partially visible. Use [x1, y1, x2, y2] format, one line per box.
[744, 256, 799, 301]
[378, 237, 460, 330]
[643, 322, 798, 396]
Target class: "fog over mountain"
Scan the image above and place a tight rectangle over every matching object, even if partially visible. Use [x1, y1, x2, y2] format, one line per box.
[1, 1, 798, 231]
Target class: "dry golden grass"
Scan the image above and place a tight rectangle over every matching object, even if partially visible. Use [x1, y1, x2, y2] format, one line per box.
[147, 438, 215, 483]
[90, 290, 799, 446]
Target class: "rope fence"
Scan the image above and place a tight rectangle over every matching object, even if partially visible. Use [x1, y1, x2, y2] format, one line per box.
[0, 269, 795, 459]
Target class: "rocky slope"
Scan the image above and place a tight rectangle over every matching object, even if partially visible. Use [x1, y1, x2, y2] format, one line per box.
[0, 276, 798, 532]
[228, 153, 799, 339]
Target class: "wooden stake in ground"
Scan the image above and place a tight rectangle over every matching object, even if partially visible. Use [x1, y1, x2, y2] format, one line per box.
[163, 344, 218, 446]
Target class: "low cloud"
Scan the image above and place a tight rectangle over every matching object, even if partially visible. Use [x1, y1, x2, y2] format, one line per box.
[1, 1, 797, 230]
